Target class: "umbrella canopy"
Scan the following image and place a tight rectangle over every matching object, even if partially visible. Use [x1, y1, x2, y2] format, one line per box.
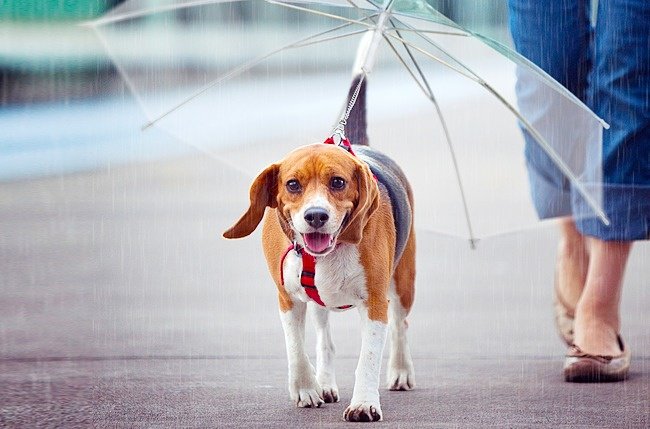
[86, 0, 609, 245]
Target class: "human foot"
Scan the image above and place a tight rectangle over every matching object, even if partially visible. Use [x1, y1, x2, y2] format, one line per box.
[564, 335, 630, 382]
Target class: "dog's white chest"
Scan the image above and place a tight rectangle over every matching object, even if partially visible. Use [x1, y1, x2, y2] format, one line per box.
[282, 244, 367, 309]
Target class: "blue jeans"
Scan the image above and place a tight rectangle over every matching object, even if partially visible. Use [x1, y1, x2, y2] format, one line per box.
[508, 0, 650, 240]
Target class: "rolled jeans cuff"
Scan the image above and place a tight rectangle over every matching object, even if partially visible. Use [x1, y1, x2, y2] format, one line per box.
[573, 183, 650, 241]
[526, 160, 573, 219]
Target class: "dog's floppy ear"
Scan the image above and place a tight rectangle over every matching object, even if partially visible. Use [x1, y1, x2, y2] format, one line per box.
[339, 161, 379, 244]
[223, 163, 279, 239]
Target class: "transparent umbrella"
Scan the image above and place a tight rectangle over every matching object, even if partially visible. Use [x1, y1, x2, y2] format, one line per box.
[85, 0, 609, 246]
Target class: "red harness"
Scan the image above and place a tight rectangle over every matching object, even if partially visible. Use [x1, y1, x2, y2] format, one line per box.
[323, 135, 356, 155]
[280, 243, 354, 311]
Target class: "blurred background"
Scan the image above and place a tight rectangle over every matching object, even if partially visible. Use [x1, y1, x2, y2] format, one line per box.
[0, 0, 509, 181]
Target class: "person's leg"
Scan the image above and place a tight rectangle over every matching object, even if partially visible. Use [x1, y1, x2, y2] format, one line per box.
[573, 239, 632, 356]
[570, 0, 650, 356]
[556, 218, 589, 310]
[574, 0, 650, 241]
[508, 0, 594, 343]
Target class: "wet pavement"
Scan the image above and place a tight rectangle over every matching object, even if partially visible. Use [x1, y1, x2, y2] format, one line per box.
[1, 153, 648, 427]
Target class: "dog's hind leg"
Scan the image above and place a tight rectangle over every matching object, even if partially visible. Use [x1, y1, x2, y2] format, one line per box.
[310, 305, 340, 403]
[387, 230, 416, 391]
[279, 300, 324, 408]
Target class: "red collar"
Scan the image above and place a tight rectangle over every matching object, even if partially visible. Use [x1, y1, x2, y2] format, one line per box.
[323, 135, 356, 156]
[280, 243, 354, 311]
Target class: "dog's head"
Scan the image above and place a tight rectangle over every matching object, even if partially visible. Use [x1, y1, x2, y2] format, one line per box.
[223, 144, 379, 256]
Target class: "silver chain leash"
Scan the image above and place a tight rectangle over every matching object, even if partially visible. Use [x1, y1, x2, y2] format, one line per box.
[332, 73, 366, 145]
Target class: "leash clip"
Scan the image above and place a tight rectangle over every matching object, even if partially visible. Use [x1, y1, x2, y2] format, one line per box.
[325, 124, 356, 157]
[331, 123, 346, 147]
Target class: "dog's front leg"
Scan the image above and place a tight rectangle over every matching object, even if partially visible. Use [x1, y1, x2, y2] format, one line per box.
[311, 305, 339, 403]
[344, 306, 388, 422]
[280, 300, 324, 408]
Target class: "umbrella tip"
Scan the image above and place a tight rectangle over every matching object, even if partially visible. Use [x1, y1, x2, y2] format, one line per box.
[469, 238, 479, 250]
[599, 213, 611, 226]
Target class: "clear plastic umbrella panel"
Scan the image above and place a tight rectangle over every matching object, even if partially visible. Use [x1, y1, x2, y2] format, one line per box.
[86, 0, 609, 246]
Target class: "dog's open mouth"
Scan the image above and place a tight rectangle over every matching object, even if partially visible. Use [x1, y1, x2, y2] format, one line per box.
[302, 232, 335, 255]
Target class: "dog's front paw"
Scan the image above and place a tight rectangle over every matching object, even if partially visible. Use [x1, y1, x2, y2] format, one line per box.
[293, 387, 325, 408]
[343, 402, 382, 422]
[320, 384, 340, 403]
[386, 363, 415, 391]
[289, 378, 324, 408]
[288, 364, 325, 408]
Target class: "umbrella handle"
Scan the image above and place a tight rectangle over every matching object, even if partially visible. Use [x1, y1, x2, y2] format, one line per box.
[355, 3, 395, 75]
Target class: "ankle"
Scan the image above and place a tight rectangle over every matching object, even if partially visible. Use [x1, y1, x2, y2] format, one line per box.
[573, 324, 621, 355]
[575, 299, 620, 331]
[573, 303, 622, 354]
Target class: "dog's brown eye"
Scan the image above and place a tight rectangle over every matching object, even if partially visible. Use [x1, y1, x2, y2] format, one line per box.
[286, 179, 301, 193]
[330, 177, 346, 190]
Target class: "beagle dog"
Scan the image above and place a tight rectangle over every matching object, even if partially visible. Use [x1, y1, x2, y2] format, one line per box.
[223, 73, 416, 422]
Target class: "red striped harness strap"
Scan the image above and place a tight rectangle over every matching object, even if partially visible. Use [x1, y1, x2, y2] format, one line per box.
[279, 243, 354, 311]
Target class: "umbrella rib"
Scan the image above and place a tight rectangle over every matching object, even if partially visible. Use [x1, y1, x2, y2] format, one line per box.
[87, 0, 374, 29]
[92, 26, 259, 173]
[392, 16, 607, 128]
[142, 17, 377, 130]
[91, 25, 151, 117]
[388, 28, 610, 226]
[344, 0, 380, 14]
[384, 29, 478, 248]
[388, 17, 485, 81]
[384, 27, 469, 37]
[363, 0, 396, 11]
[389, 26, 433, 95]
[383, 33, 480, 83]
[85, 0, 235, 27]
[291, 28, 369, 48]
[266, 0, 374, 28]
[382, 36, 428, 96]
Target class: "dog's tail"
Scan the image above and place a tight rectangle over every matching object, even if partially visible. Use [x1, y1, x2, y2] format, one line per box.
[344, 30, 379, 147]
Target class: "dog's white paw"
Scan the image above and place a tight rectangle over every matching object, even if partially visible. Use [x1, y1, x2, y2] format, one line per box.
[320, 384, 340, 403]
[343, 402, 382, 422]
[289, 377, 324, 408]
[294, 387, 325, 408]
[386, 363, 415, 391]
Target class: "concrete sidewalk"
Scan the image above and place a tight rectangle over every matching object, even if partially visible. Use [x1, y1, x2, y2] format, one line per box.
[1, 154, 649, 427]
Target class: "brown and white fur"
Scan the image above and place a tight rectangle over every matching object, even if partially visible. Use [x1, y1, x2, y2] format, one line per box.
[223, 42, 416, 423]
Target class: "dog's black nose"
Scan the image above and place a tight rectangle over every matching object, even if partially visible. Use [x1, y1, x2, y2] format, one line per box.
[304, 208, 329, 229]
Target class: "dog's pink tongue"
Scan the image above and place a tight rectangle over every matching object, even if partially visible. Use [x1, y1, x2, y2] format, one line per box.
[304, 233, 331, 253]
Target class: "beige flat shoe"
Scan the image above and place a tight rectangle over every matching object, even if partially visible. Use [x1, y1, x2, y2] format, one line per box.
[564, 335, 631, 382]
[554, 273, 575, 346]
